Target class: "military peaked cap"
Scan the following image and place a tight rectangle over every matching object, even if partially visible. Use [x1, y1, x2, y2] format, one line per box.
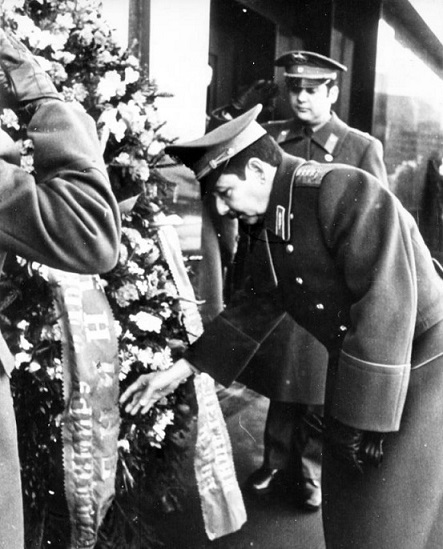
[275, 51, 347, 87]
[165, 104, 266, 180]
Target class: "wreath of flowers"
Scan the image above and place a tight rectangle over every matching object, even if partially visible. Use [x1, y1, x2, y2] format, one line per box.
[0, 1, 196, 547]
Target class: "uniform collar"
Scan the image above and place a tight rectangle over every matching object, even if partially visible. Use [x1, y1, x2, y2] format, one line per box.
[281, 111, 348, 155]
[312, 111, 347, 154]
[264, 153, 305, 241]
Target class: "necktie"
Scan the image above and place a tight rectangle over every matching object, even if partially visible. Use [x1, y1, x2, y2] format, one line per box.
[303, 126, 314, 159]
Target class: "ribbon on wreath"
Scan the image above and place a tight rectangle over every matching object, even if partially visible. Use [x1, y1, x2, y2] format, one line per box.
[156, 214, 247, 540]
[49, 269, 120, 549]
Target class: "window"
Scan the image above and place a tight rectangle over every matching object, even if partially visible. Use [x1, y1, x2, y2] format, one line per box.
[374, 19, 443, 224]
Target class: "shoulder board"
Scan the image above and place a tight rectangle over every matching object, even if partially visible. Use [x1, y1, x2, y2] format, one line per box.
[347, 127, 375, 142]
[294, 161, 334, 187]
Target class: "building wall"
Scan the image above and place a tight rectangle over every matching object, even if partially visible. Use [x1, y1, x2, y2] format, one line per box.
[148, 0, 211, 141]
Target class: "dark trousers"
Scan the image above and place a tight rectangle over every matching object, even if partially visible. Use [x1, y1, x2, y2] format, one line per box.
[263, 400, 323, 482]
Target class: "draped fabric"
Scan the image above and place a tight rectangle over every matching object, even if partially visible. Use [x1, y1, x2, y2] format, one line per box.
[50, 269, 120, 549]
[157, 216, 247, 540]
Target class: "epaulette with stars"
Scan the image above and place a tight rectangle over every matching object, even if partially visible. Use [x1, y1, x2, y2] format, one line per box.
[294, 161, 334, 187]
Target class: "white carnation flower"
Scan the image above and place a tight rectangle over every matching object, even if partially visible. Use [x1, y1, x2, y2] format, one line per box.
[114, 321, 123, 339]
[148, 139, 165, 157]
[55, 13, 75, 31]
[28, 361, 41, 373]
[97, 71, 126, 102]
[135, 279, 150, 296]
[118, 439, 130, 452]
[137, 347, 154, 365]
[72, 83, 89, 102]
[19, 334, 33, 351]
[15, 352, 32, 368]
[0, 109, 20, 130]
[127, 260, 144, 276]
[130, 311, 162, 333]
[11, 14, 38, 39]
[78, 25, 95, 46]
[152, 348, 173, 371]
[17, 320, 29, 331]
[131, 90, 146, 106]
[114, 282, 139, 307]
[99, 107, 127, 142]
[149, 409, 175, 444]
[118, 100, 146, 133]
[115, 152, 132, 167]
[139, 129, 155, 148]
[53, 51, 76, 65]
[126, 55, 140, 68]
[2, 0, 25, 10]
[97, 51, 117, 65]
[119, 243, 129, 264]
[130, 158, 150, 182]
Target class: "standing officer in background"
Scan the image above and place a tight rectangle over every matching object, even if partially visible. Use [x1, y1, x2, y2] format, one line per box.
[0, 29, 120, 548]
[203, 51, 389, 511]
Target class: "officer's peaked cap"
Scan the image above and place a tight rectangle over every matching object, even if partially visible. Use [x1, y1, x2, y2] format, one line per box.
[275, 51, 347, 87]
[165, 104, 266, 180]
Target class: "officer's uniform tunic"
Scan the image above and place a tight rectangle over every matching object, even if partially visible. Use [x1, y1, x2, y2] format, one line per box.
[185, 153, 443, 548]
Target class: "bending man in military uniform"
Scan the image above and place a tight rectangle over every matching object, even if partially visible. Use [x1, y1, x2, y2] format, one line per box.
[203, 51, 389, 510]
[0, 30, 121, 548]
[121, 105, 443, 549]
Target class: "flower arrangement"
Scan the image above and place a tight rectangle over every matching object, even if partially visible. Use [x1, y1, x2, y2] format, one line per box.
[0, 1, 196, 547]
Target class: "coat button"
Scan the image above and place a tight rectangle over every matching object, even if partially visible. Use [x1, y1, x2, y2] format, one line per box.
[296, 277, 303, 285]
[324, 154, 333, 162]
[286, 244, 294, 254]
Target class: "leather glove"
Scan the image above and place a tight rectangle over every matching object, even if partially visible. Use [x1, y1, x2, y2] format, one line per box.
[232, 79, 279, 112]
[0, 28, 60, 118]
[208, 80, 279, 129]
[325, 416, 386, 473]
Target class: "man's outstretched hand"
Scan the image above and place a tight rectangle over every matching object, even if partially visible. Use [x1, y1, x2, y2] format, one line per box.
[119, 358, 195, 415]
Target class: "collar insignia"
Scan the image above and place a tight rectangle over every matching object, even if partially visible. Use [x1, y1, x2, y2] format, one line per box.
[324, 132, 339, 154]
[275, 205, 286, 239]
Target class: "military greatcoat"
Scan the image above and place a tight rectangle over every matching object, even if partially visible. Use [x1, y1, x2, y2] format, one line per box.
[0, 100, 120, 548]
[186, 153, 443, 548]
[226, 111, 389, 403]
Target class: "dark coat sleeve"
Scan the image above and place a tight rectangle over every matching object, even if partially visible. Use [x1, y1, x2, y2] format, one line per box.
[0, 100, 121, 273]
[184, 289, 289, 387]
